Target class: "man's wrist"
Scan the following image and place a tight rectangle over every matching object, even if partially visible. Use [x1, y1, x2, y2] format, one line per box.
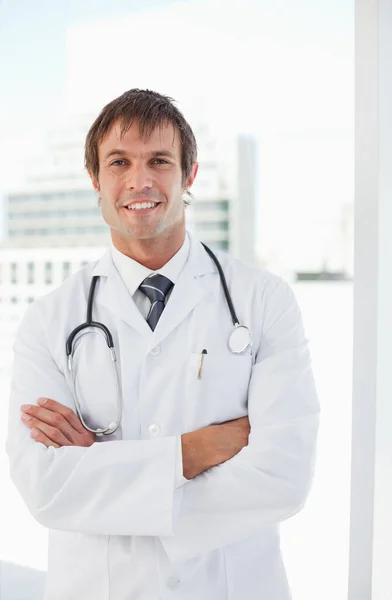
[181, 428, 210, 480]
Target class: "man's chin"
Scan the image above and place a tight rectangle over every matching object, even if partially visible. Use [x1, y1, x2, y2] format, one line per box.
[112, 225, 164, 242]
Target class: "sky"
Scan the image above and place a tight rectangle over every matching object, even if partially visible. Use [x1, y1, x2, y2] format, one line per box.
[0, 0, 354, 266]
[0, 0, 188, 135]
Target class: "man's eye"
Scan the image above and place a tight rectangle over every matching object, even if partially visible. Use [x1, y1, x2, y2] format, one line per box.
[152, 158, 169, 165]
[110, 159, 127, 166]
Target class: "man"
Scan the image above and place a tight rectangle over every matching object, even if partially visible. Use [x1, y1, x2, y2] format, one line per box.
[6, 89, 320, 599]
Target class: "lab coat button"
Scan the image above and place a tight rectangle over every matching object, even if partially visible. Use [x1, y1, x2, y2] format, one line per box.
[167, 576, 181, 589]
[148, 423, 161, 437]
[150, 346, 161, 356]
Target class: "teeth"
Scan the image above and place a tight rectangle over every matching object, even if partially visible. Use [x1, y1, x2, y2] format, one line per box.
[127, 202, 157, 210]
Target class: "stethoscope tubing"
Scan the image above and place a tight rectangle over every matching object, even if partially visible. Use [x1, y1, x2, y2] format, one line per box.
[65, 243, 250, 436]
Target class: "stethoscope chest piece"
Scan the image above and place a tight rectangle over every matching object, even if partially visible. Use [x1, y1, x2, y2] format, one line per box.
[227, 324, 252, 354]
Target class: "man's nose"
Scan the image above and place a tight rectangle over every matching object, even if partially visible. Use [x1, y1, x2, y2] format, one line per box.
[125, 164, 153, 190]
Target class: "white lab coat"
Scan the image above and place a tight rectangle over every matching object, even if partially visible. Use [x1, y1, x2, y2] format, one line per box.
[6, 232, 320, 600]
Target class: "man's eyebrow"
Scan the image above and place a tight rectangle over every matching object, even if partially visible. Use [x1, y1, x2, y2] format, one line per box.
[149, 150, 177, 160]
[104, 149, 128, 160]
[103, 149, 178, 161]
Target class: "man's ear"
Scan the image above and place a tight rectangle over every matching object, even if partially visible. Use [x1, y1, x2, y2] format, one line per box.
[87, 169, 100, 192]
[184, 162, 199, 192]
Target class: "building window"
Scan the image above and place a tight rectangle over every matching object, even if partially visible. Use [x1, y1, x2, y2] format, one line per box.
[27, 262, 35, 284]
[27, 297, 34, 304]
[198, 221, 229, 232]
[194, 200, 229, 212]
[63, 262, 71, 280]
[11, 297, 17, 304]
[44, 262, 53, 285]
[10, 262, 17, 284]
[212, 240, 229, 251]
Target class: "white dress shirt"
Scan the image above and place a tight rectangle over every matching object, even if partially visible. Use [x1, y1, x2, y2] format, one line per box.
[110, 233, 190, 488]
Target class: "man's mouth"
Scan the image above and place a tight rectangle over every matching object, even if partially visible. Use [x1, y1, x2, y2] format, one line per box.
[123, 201, 160, 213]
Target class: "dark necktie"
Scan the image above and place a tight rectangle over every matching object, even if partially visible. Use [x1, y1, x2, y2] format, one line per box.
[139, 274, 174, 331]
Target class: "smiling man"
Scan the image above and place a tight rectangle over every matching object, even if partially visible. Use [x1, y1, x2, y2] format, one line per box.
[89, 105, 198, 268]
[6, 89, 320, 600]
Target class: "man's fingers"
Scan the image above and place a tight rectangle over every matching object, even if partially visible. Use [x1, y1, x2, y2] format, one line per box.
[21, 398, 84, 437]
[31, 427, 61, 449]
[21, 404, 76, 443]
[21, 400, 96, 448]
[21, 415, 72, 446]
[37, 398, 86, 434]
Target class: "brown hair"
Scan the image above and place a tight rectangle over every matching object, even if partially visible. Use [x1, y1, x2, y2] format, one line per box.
[85, 89, 198, 202]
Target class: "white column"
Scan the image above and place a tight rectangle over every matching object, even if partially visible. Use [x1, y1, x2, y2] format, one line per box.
[349, 1, 392, 598]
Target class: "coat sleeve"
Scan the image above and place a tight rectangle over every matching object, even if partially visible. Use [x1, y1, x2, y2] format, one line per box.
[6, 303, 178, 536]
[160, 278, 320, 563]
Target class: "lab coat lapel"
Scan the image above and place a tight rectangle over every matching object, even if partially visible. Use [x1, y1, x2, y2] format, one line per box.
[92, 251, 151, 338]
[151, 235, 216, 348]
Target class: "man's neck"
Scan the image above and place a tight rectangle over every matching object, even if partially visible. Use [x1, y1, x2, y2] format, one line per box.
[111, 229, 186, 271]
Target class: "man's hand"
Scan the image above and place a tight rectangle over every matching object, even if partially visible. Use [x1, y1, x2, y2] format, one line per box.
[20, 398, 95, 448]
[182, 416, 250, 480]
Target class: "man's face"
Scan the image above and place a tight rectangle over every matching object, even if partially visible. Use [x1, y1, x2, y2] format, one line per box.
[91, 120, 197, 242]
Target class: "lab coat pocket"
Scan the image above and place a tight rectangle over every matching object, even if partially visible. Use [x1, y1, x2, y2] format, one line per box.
[185, 353, 252, 429]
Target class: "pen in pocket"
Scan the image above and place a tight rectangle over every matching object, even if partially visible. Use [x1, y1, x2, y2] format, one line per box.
[197, 349, 208, 380]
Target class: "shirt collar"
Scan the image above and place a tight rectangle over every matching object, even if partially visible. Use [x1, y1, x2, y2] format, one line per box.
[110, 232, 190, 297]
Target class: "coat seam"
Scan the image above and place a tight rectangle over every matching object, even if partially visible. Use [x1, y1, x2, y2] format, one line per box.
[222, 547, 229, 600]
[107, 535, 111, 600]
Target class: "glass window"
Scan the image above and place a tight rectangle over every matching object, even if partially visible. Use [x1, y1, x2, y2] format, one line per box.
[44, 262, 53, 285]
[0, 2, 354, 596]
[209, 240, 229, 251]
[10, 262, 17, 284]
[27, 262, 35, 285]
[62, 262, 72, 280]
[195, 200, 229, 212]
[198, 221, 229, 231]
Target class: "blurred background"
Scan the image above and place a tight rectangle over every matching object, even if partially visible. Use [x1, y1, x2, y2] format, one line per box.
[0, 1, 353, 598]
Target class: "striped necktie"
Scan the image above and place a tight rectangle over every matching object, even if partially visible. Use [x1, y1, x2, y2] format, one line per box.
[139, 274, 174, 331]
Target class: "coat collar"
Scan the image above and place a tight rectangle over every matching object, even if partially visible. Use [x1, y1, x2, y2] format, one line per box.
[91, 231, 217, 345]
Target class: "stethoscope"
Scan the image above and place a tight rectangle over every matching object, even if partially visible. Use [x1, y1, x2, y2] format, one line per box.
[66, 243, 252, 436]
